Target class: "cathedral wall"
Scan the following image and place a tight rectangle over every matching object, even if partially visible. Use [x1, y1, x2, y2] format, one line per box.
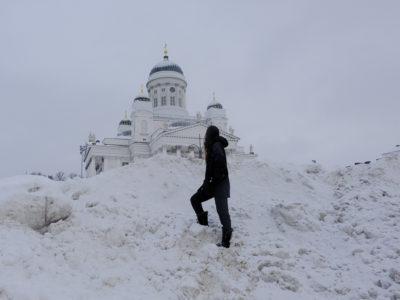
[153, 119, 165, 132]
[208, 117, 228, 132]
[86, 159, 96, 178]
[147, 76, 188, 118]
[104, 157, 124, 171]
[84, 145, 130, 177]
[133, 111, 153, 142]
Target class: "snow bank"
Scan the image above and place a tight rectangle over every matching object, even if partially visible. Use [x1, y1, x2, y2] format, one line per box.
[0, 176, 72, 232]
[0, 154, 399, 299]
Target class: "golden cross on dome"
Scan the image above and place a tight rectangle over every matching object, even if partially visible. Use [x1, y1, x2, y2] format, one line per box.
[140, 84, 144, 94]
[164, 43, 168, 56]
[124, 110, 127, 119]
[212, 92, 216, 102]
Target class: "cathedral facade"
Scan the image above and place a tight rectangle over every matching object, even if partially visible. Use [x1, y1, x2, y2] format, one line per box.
[81, 46, 254, 177]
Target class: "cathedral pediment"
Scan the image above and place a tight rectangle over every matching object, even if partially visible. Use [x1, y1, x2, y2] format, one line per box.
[150, 122, 239, 147]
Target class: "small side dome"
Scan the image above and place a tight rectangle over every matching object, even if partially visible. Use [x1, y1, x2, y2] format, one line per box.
[119, 119, 131, 126]
[117, 111, 132, 137]
[134, 95, 150, 102]
[207, 92, 223, 110]
[134, 84, 150, 102]
[207, 102, 223, 110]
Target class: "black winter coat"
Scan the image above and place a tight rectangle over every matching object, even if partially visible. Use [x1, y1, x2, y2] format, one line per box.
[203, 136, 230, 198]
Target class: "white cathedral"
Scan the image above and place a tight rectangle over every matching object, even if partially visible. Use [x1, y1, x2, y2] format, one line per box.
[81, 46, 255, 177]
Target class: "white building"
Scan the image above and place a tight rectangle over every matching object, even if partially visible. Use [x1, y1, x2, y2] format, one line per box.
[81, 46, 254, 177]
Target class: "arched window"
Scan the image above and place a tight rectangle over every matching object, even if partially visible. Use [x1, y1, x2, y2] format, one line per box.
[161, 96, 166, 106]
[141, 120, 148, 134]
[170, 96, 175, 106]
[154, 98, 158, 107]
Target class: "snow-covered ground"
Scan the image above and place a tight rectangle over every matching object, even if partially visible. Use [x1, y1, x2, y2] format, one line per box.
[0, 154, 399, 299]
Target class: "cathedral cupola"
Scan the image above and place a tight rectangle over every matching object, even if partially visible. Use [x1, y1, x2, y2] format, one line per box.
[149, 44, 185, 79]
[132, 84, 152, 114]
[207, 92, 223, 110]
[207, 102, 223, 110]
[134, 84, 150, 102]
[146, 44, 188, 118]
[131, 85, 153, 142]
[205, 92, 228, 132]
[117, 111, 132, 136]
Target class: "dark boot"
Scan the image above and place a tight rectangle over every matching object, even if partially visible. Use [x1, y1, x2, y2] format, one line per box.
[217, 227, 232, 248]
[197, 211, 208, 226]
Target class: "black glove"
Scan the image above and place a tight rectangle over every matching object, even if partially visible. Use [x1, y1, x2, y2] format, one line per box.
[202, 178, 213, 196]
[212, 167, 226, 184]
[197, 184, 204, 193]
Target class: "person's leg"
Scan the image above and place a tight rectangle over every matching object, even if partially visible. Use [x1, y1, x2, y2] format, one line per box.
[190, 190, 210, 215]
[215, 196, 232, 247]
[191, 190, 213, 226]
[214, 196, 231, 230]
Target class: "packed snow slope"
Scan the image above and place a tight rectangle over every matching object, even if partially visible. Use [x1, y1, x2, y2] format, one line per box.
[0, 154, 399, 300]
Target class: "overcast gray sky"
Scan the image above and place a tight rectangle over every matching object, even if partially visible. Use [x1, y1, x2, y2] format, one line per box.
[1, 0, 399, 178]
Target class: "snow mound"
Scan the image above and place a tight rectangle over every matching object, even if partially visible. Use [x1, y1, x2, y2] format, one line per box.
[271, 203, 319, 232]
[0, 154, 399, 299]
[0, 176, 72, 232]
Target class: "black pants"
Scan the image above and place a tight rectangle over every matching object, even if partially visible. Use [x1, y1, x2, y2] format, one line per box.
[190, 190, 231, 230]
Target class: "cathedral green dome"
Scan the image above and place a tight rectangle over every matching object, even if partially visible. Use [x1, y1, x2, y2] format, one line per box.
[149, 56, 184, 76]
[207, 93, 223, 110]
[134, 85, 150, 102]
[207, 103, 223, 110]
[119, 119, 131, 126]
[134, 95, 150, 102]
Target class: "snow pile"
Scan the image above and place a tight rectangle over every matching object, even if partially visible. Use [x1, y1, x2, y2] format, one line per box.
[0, 176, 72, 232]
[0, 154, 399, 299]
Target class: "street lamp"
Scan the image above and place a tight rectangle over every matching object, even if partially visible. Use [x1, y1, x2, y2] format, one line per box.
[198, 134, 203, 159]
[79, 144, 88, 178]
[189, 135, 203, 159]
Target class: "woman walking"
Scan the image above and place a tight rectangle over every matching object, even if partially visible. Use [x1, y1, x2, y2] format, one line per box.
[190, 125, 233, 248]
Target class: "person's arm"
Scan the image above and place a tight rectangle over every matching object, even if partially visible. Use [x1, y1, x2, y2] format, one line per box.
[210, 142, 226, 184]
[201, 158, 213, 193]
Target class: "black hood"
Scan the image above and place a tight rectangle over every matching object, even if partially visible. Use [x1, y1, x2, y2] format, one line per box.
[214, 136, 229, 148]
[205, 125, 220, 142]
